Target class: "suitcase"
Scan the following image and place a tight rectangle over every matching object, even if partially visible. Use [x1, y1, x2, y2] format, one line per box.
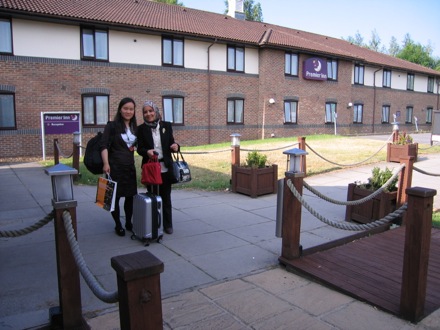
[131, 192, 163, 245]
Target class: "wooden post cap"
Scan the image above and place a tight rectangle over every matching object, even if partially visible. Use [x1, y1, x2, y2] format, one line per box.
[111, 250, 164, 282]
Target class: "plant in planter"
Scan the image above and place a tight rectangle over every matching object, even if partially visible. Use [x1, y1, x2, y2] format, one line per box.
[387, 131, 418, 162]
[345, 167, 398, 224]
[231, 150, 278, 198]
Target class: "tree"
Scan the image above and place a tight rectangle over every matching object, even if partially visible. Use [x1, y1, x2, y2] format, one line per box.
[388, 36, 400, 56]
[224, 0, 263, 22]
[343, 31, 364, 47]
[153, 0, 183, 5]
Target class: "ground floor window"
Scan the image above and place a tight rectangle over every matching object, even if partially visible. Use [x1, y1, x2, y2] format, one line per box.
[382, 105, 390, 123]
[426, 107, 433, 124]
[353, 104, 363, 123]
[325, 102, 336, 123]
[284, 100, 298, 123]
[227, 98, 244, 124]
[82, 95, 109, 126]
[0, 93, 15, 129]
[163, 96, 184, 124]
[405, 106, 413, 124]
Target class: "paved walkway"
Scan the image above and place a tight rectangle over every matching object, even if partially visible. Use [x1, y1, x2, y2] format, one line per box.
[1, 134, 440, 329]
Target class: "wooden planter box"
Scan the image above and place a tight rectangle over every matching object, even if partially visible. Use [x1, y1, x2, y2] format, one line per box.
[345, 183, 397, 224]
[231, 164, 278, 198]
[386, 143, 418, 163]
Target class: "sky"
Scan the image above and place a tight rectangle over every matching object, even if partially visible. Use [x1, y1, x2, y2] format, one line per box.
[181, 0, 440, 58]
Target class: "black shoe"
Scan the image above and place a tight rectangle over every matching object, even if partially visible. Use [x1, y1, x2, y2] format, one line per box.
[164, 227, 173, 234]
[125, 223, 133, 231]
[115, 227, 125, 237]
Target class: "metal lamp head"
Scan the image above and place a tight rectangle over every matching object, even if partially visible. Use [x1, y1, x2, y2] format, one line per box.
[230, 133, 241, 147]
[45, 163, 78, 202]
[73, 131, 81, 145]
[283, 148, 308, 174]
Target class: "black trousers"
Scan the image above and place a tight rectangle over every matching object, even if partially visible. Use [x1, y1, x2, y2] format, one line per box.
[147, 171, 173, 229]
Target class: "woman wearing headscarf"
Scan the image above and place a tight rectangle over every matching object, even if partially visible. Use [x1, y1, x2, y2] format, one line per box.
[100, 97, 138, 236]
[136, 100, 179, 234]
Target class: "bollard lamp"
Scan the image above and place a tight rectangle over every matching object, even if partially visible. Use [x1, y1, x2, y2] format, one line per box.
[72, 131, 81, 145]
[45, 163, 78, 203]
[230, 133, 241, 147]
[283, 148, 308, 174]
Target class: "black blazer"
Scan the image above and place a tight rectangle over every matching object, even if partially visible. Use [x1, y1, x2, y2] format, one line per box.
[136, 121, 176, 170]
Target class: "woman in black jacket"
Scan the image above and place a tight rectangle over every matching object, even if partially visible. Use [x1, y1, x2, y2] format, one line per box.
[137, 100, 179, 234]
[100, 97, 138, 236]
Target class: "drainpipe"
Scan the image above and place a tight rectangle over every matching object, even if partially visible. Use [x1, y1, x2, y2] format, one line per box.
[372, 68, 382, 133]
[437, 78, 440, 110]
[207, 39, 217, 144]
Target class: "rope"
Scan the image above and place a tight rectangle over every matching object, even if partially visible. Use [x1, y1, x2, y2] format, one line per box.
[286, 179, 406, 231]
[0, 210, 55, 237]
[241, 143, 298, 152]
[413, 166, 440, 177]
[418, 142, 440, 150]
[62, 210, 118, 303]
[181, 149, 230, 154]
[303, 163, 405, 206]
[54, 140, 73, 159]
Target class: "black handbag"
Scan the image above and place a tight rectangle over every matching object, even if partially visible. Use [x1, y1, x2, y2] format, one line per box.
[171, 150, 191, 184]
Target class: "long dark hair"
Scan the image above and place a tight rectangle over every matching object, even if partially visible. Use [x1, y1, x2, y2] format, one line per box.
[113, 97, 137, 133]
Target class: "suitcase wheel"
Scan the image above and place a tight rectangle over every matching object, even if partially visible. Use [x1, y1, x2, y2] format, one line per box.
[156, 235, 163, 243]
[130, 234, 136, 240]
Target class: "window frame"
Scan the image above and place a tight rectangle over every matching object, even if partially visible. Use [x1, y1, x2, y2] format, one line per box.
[325, 102, 337, 124]
[407, 73, 414, 91]
[81, 94, 109, 127]
[0, 92, 16, 130]
[283, 100, 298, 124]
[162, 36, 184, 67]
[428, 77, 434, 93]
[354, 64, 364, 85]
[327, 59, 338, 81]
[381, 105, 390, 124]
[353, 104, 363, 123]
[162, 96, 184, 124]
[0, 18, 13, 55]
[426, 107, 433, 124]
[405, 106, 413, 124]
[227, 98, 244, 124]
[383, 69, 391, 88]
[227, 45, 245, 73]
[80, 27, 109, 61]
[284, 52, 299, 77]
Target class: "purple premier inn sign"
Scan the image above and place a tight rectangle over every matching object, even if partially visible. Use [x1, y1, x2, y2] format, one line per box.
[302, 57, 328, 81]
[43, 112, 80, 134]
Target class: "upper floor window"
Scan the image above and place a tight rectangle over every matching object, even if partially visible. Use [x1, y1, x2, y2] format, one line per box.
[405, 106, 413, 124]
[81, 28, 108, 61]
[227, 46, 244, 72]
[227, 98, 244, 124]
[327, 59, 338, 81]
[382, 105, 390, 123]
[284, 100, 298, 124]
[407, 73, 414, 91]
[428, 77, 434, 93]
[285, 53, 298, 76]
[353, 104, 363, 123]
[163, 96, 184, 124]
[426, 107, 433, 124]
[0, 93, 16, 129]
[82, 94, 109, 126]
[0, 18, 12, 54]
[162, 37, 183, 67]
[325, 102, 337, 123]
[383, 69, 391, 88]
[354, 65, 364, 85]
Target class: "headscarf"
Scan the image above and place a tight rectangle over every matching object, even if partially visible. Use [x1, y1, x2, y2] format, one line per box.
[143, 100, 160, 128]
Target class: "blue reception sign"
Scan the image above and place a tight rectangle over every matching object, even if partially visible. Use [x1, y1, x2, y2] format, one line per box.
[43, 112, 80, 134]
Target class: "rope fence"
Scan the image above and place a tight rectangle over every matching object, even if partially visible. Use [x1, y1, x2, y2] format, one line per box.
[54, 140, 74, 159]
[0, 210, 55, 238]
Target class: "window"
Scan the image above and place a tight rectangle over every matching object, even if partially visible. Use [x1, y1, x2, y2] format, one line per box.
[227, 45, 244, 72]
[426, 107, 433, 124]
[227, 98, 244, 124]
[162, 37, 183, 66]
[327, 59, 338, 81]
[325, 102, 337, 123]
[407, 73, 414, 91]
[353, 104, 363, 123]
[0, 93, 16, 129]
[81, 28, 108, 61]
[428, 77, 434, 93]
[82, 95, 109, 126]
[382, 105, 390, 123]
[0, 18, 12, 54]
[383, 69, 391, 88]
[163, 96, 184, 124]
[354, 65, 364, 85]
[284, 100, 298, 124]
[405, 106, 413, 124]
[285, 53, 298, 76]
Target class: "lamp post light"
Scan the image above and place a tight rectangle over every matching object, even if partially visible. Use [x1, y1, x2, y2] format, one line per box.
[72, 131, 81, 180]
[283, 148, 308, 175]
[391, 113, 400, 143]
[230, 133, 241, 166]
[45, 164, 87, 329]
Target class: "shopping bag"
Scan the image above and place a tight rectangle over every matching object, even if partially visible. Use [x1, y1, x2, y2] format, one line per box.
[171, 150, 191, 184]
[141, 156, 163, 185]
[95, 175, 117, 212]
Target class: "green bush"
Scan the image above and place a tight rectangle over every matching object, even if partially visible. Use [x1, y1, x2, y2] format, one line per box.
[245, 150, 267, 168]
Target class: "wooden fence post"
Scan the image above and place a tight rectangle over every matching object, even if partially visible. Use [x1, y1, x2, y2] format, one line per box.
[54, 139, 60, 164]
[397, 156, 415, 206]
[297, 136, 307, 176]
[111, 250, 164, 330]
[400, 186, 437, 322]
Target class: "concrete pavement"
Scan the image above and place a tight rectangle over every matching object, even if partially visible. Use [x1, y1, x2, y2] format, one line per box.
[1, 134, 440, 329]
